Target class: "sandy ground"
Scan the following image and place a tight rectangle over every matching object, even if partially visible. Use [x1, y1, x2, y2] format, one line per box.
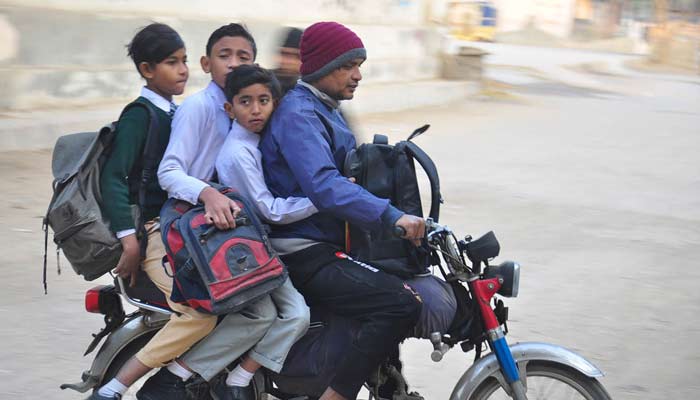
[1, 44, 699, 399]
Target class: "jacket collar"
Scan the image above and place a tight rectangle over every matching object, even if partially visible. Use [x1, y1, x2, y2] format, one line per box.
[297, 80, 339, 109]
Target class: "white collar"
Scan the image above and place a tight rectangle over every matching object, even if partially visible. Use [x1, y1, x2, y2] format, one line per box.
[229, 120, 260, 147]
[140, 87, 173, 113]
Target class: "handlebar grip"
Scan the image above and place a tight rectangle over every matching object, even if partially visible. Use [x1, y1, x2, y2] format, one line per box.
[393, 226, 407, 238]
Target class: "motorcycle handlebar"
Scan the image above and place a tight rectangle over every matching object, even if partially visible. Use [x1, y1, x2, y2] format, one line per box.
[393, 218, 447, 239]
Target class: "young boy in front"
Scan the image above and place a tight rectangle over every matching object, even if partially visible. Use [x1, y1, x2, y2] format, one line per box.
[215, 65, 318, 224]
[154, 24, 309, 400]
[91, 23, 214, 400]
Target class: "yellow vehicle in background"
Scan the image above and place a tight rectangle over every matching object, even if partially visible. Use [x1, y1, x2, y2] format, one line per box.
[446, 0, 498, 41]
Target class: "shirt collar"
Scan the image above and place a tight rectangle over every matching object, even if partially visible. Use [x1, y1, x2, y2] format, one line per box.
[229, 120, 260, 147]
[140, 87, 173, 113]
[297, 80, 340, 109]
[206, 81, 228, 112]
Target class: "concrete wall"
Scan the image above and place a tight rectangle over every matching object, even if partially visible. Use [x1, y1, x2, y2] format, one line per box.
[0, 0, 442, 111]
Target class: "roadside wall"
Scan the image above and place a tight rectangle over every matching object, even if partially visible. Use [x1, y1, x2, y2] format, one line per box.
[0, 0, 442, 111]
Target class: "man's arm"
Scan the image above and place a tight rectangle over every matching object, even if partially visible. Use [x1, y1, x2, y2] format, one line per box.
[275, 110, 400, 231]
[216, 144, 318, 224]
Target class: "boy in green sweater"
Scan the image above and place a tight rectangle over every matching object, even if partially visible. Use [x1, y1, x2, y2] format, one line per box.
[91, 23, 218, 400]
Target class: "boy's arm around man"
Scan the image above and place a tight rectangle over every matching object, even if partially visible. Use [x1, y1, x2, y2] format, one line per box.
[215, 130, 318, 225]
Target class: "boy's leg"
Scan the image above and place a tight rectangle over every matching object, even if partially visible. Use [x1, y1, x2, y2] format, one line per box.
[94, 224, 217, 398]
[178, 294, 277, 382]
[134, 225, 217, 369]
[246, 278, 311, 373]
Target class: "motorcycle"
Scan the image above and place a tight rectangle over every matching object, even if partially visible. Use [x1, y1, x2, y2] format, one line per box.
[61, 219, 612, 399]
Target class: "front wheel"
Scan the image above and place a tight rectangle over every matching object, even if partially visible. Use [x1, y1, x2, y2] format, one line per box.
[469, 361, 612, 400]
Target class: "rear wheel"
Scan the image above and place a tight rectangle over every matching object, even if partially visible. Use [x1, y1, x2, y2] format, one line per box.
[468, 361, 612, 400]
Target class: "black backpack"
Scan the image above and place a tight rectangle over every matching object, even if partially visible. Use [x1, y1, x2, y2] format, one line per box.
[343, 125, 442, 278]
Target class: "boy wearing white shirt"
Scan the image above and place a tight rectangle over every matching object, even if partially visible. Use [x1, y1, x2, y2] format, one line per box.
[215, 65, 318, 224]
[152, 25, 309, 400]
[92, 23, 207, 400]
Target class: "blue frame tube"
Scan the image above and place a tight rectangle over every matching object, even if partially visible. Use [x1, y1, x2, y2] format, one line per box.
[492, 336, 520, 383]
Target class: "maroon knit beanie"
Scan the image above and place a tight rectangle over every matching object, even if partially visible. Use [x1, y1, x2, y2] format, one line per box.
[300, 22, 366, 82]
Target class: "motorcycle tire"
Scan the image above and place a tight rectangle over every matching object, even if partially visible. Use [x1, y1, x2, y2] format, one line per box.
[468, 360, 612, 400]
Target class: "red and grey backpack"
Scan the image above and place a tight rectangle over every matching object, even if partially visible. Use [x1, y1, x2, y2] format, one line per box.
[160, 186, 287, 315]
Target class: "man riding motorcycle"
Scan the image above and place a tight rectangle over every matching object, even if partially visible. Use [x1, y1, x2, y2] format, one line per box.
[260, 21, 456, 400]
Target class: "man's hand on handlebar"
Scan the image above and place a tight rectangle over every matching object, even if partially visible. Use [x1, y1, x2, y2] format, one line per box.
[199, 186, 241, 230]
[395, 214, 426, 246]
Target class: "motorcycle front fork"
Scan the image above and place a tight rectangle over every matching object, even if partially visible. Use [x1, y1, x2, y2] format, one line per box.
[488, 327, 528, 400]
[471, 278, 528, 400]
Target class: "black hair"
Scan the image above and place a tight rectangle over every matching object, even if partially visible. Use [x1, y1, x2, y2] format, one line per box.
[279, 27, 303, 49]
[206, 23, 257, 59]
[127, 23, 185, 76]
[224, 65, 281, 102]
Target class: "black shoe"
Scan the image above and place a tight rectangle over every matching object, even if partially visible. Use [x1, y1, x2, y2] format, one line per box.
[136, 368, 187, 400]
[85, 392, 121, 400]
[209, 377, 254, 400]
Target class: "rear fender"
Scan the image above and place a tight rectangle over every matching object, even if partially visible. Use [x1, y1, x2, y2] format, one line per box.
[60, 312, 168, 393]
[449, 342, 604, 400]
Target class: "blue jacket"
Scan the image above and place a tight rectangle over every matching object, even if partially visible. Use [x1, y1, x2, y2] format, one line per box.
[260, 84, 401, 246]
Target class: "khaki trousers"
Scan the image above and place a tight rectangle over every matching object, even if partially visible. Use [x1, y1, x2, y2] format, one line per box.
[134, 223, 217, 368]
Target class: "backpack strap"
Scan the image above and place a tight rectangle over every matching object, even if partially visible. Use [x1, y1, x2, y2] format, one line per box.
[404, 141, 443, 222]
[118, 102, 161, 258]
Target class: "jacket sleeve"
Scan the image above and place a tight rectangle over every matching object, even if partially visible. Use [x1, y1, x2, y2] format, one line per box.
[100, 106, 148, 232]
[157, 97, 210, 204]
[275, 108, 392, 231]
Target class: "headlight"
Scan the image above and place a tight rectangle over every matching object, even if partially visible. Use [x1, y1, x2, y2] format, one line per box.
[484, 261, 520, 298]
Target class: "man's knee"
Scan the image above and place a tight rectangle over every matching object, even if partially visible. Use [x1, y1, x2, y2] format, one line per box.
[396, 283, 423, 324]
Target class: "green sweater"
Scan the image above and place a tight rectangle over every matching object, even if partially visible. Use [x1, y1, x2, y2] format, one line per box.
[100, 97, 172, 233]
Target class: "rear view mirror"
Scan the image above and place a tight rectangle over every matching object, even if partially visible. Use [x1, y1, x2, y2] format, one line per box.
[465, 231, 500, 264]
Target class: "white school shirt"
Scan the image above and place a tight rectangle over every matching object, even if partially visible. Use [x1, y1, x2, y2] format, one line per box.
[158, 81, 232, 204]
[215, 120, 318, 224]
[116, 86, 175, 239]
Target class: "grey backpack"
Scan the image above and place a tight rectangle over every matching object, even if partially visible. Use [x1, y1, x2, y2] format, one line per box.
[42, 102, 159, 291]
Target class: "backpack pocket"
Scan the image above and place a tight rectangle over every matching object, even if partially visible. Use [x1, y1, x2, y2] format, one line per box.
[55, 220, 121, 280]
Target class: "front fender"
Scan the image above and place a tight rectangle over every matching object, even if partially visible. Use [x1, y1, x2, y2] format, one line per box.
[449, 342, 604, 400]
[60, 312, 168, 393]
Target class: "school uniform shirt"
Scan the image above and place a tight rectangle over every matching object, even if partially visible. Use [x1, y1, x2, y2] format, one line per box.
[215, 120, 318, 224]
[260, 83, 403, 248]
[158, 81, 232, 204]
[100, 87, 175, 238]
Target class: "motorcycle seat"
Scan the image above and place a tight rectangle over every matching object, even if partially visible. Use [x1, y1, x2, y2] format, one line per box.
[113, 270, 171, 311]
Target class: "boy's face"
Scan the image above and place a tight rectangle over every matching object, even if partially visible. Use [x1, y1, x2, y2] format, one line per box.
[201, 36, 255, 88]
[314, 57, 364, 101]
[225, 83, 274, 134]
[139, 48, 189, 100]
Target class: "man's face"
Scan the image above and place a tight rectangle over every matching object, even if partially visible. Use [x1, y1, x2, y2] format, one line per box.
[277, 47, 301, 76]
[314, 57, 364, 101]
[201, 36, 255, 88]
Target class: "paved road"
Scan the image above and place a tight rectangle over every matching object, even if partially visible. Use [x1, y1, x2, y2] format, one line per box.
[1, 44, 699, 399]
